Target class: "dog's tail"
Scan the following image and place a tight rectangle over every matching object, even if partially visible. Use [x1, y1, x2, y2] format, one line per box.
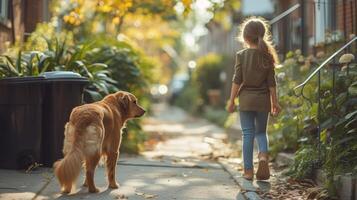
[53, 123, 83, 193]
[54, 147, 83, 193]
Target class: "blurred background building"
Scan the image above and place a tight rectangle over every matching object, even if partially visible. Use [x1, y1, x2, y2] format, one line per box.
[273, 0, 356, 57]
[196, 0, 356, 101]
[0, 0, 51, 52]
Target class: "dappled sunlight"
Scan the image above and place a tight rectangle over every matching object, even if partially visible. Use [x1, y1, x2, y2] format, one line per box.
[117, 162, 239, 199]
[0, 192, 37, 200]
[154, 177, 187, 187]
[182, 124, 221, 135]
[122, 179, 148, 187]
[142, 124, 185, 134]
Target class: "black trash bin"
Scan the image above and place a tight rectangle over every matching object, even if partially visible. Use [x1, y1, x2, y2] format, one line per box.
[41, 71, 88, 167]
[0, 76, 45, 169]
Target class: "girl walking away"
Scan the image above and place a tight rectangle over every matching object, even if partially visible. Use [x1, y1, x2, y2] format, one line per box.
[227, 17, 281, 181]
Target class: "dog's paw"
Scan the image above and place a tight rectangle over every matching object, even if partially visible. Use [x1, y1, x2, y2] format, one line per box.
[61, 189, 71, 194]
[88, 187, 100, 193]
[109, 182, 119, 189]
[61, 185, 72, 194]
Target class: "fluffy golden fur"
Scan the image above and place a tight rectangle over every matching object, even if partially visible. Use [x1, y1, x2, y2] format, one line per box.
[53, 91, 145, 194]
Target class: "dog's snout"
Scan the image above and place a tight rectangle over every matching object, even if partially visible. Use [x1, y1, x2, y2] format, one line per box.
[135, 108, 146, 118]
[140, 109, 146, 116]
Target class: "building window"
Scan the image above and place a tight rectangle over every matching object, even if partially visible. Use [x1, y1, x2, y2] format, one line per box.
[0, 0, 9, 21]
[314, 0, 334, 44]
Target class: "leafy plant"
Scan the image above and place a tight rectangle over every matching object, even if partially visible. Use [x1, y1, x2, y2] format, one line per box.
[193, 53, 227, 105]
[174, 81, 202, 114]
[1, 0, 164, 155]
[287, 145, 319, 179]
[0, 38, 119, 102]
[270, 49, 357, 196]
[120, 120, 148, 153]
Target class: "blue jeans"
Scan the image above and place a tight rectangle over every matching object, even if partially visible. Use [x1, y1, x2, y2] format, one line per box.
[239, 111, 269, 170]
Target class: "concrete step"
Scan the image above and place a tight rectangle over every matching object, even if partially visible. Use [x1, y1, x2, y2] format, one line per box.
[275, 152, 294, 168]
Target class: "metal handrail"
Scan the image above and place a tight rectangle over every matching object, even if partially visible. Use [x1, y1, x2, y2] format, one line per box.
[290, 36, 357, 167]
[294, 36, 357, 90]
[269, 4, 300, 25]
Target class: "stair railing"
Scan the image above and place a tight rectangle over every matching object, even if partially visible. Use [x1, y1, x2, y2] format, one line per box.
[294, 36, 357, 165]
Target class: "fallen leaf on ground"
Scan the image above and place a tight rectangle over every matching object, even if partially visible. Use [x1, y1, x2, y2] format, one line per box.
[152, 155, 164, 160]
[26, 162, 42, 173]
[135, 192, 158, 199]
[114, 194, 128, 199]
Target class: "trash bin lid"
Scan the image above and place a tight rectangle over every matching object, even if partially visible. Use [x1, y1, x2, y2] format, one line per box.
[0, 76, 46, 84]
[42, 71, 82, 78]
[41, 71, 88, 83]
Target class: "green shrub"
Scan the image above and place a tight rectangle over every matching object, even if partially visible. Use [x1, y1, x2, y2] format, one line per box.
[0, 39, 118, 101]
[120, 120, 148, 153]
[175, 53, 230, 126]
[267, 51, 310, 157]
[0, 35, 155, 154]
[174, 81, 202, 114]
[287, 145, 319, 179]
[270, 49, 357, 195]
[193, 53, 226, 105]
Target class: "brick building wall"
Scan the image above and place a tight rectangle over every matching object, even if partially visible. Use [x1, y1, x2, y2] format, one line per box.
[336, 0, 357, 39]
[24, 0, 49, 35]
[0, 0, 50, 53]
[273, 0, 356, 57]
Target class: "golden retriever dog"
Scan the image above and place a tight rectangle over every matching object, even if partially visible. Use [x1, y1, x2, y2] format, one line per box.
[53, 91, 145, 194]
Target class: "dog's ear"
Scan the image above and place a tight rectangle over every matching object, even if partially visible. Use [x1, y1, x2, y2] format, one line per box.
[118, 94, 130, 114]
[122, 94, 130, 106]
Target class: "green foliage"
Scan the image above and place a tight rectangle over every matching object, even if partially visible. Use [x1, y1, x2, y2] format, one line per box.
[268, 50, 314, 157]
[174, 81, 202, 114]
[120, 120, 148, 153]
[287, 145, 319, 179]
[0, 38, 118, 102]
[323, 104, 357, 193]
[85, 40, 147, 91]
[271, 49, 357, 195]
[82, 36, 157, 103]
[174, 53, 229, 126]
[1, 0, 189, 155]
[193, 53, 226, 104]
[131, 0, 178, 20]
[1, 34, 155, 154]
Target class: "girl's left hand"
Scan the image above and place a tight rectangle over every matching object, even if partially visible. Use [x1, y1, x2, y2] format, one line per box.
[271, 103, 281, 116]
[227, 101, 236, 113]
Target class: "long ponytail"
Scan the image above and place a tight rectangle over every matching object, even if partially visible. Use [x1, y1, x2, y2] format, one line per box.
[258, 36, 277, 67]
[238, 16, 279, 68]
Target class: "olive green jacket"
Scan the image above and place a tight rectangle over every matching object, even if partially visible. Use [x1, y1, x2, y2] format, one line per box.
[232, 48, 276, 112]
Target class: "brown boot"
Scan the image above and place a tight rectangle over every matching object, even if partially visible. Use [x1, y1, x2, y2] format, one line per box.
[256, 152, 270, 180]
[243, 169, 254, 180]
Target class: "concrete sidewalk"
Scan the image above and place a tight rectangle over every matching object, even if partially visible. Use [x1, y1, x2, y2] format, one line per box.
[0, 155, 239, 200]
[0, 104, 241, 200]
[0, 103, 278, 200]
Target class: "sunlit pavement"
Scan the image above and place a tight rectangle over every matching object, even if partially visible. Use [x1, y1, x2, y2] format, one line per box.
[0, 157, 239, 200]
[141, 103, 270, 200]
[0, 103, 243, 200]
